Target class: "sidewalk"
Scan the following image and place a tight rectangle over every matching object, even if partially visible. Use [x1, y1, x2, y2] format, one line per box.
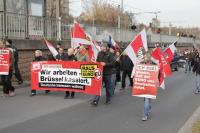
[178, 104, 200, 133]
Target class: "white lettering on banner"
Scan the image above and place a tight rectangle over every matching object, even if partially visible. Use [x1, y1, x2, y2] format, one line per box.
[0, 50, 9, 54]
[42, 64, 62, 69]
[136, 65, 159, 71]
[39, 68, 92, 86]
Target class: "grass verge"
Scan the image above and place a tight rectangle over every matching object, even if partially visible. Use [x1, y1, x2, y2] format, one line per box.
[192, 120, 200, 133]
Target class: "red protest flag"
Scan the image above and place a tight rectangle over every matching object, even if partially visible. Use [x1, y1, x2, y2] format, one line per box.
[151, 47, 172, 77]
[87, 44, 99, 62]
[124, 29, 148, 65]
[165, 42, 177, 63]
[44, 39, 58, 57]
[71, 22, 93, 48]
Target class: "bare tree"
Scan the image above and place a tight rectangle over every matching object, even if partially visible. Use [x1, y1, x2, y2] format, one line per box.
[79, 0, 132, 28]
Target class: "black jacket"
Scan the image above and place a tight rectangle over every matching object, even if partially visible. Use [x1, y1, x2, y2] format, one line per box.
[33, 56, 46, 62]
[66, 54, 77, 61]
[120, 55, 133, 72]
[97, 51, 115, 75]
[193, 57, 200, 75]
[8, 44, 18, 63]
[110, 52, 119, 74]
[56, 53, 68, 61]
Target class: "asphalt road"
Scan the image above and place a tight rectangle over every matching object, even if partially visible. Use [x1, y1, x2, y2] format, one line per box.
[0, 70, 200, 133]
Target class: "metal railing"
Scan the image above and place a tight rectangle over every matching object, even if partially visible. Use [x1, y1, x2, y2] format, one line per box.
[0, 11, 199, 46]
[0, 12, 70, 40]
[0, 12, 4, 37]
[6, 12, 27, 39]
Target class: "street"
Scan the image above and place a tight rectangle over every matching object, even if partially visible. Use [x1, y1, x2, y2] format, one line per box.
[0, 70, 200, 133]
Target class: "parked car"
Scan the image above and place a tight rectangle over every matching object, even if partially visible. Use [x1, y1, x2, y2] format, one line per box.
[170, 54, 186, 71]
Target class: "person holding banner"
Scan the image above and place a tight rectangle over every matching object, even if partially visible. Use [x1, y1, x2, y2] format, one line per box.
[91, 43, 115, 106]
[56, 43, 62, 52]
[64, 48, 77, 99]
[56, 48, 68, 61]
[30, 50, 50, 96]
[141, 53, 157, 121]
[75, 46, 89, 62]
[109, 46, 118, 95]
[0, 40, 15, 97]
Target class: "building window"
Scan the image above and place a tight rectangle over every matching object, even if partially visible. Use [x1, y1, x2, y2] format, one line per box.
[0, 0, 3, 11]
[6, 0, 26, 14]
[28, 0, 44, 16]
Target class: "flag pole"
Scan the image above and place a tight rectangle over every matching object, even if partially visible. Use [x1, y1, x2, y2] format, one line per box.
[114, 47, 126, 62]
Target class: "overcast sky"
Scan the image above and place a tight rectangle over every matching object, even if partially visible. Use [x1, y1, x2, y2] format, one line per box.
[69, 0, 200, 28]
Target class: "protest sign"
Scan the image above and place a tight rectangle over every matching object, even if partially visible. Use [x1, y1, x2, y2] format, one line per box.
[0, 48, 10, 75]
[31, 61, 103, 96]
[132, 64, 159, 99]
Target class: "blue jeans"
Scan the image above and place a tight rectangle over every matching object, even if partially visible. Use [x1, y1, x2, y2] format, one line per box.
[185, 60, 191, 73]
[195, 74, 200, 92]
[111, 73, 116, 95]
[93, 74, 113, 103]
[144, 98, 151, 117]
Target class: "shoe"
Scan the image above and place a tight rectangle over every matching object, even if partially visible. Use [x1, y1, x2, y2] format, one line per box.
[70, 93, 75, 99]
[120, 88, 125, 91]
[90, 101, 98, 106]
[64, 95, 69, 99]
[1, 93, 9, 97]
[194, 90, 200, 94]
[70, 96, 75, 99]
[18, 80, 23, 85]
[9, 92, 15, 97]
[30, 93, 36, 97]
[45, 90, 50, 94]
[106, 100, 111, 104]
[116, 82, 121, 85]
[142, 116, 148, 121]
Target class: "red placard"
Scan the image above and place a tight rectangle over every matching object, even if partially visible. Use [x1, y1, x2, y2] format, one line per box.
[31, 61, 103, 96]
[132, 64, 159, 99]
[0, 48, 10, 75]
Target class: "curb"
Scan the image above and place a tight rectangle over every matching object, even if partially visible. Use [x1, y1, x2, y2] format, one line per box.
[178, 105, 200, 133]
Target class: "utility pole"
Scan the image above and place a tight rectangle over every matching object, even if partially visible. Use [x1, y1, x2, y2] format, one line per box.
[56, 0, 60, 19]
[56, 0, 61, 40]
[121, 0, 123, 13]
[43, 0, 46, 38]
[92, 12, 95, 39]
[3, 0, 6, 37]
[169, 22, 172, 35]
[118, 5, 121, 42]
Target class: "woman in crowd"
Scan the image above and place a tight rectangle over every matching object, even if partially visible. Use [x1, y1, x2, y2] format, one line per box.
[30, 50, 50, 96]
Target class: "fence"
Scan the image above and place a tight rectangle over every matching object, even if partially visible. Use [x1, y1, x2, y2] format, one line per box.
[0, 12, 70, 40]
[0, 11, 199, 46]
